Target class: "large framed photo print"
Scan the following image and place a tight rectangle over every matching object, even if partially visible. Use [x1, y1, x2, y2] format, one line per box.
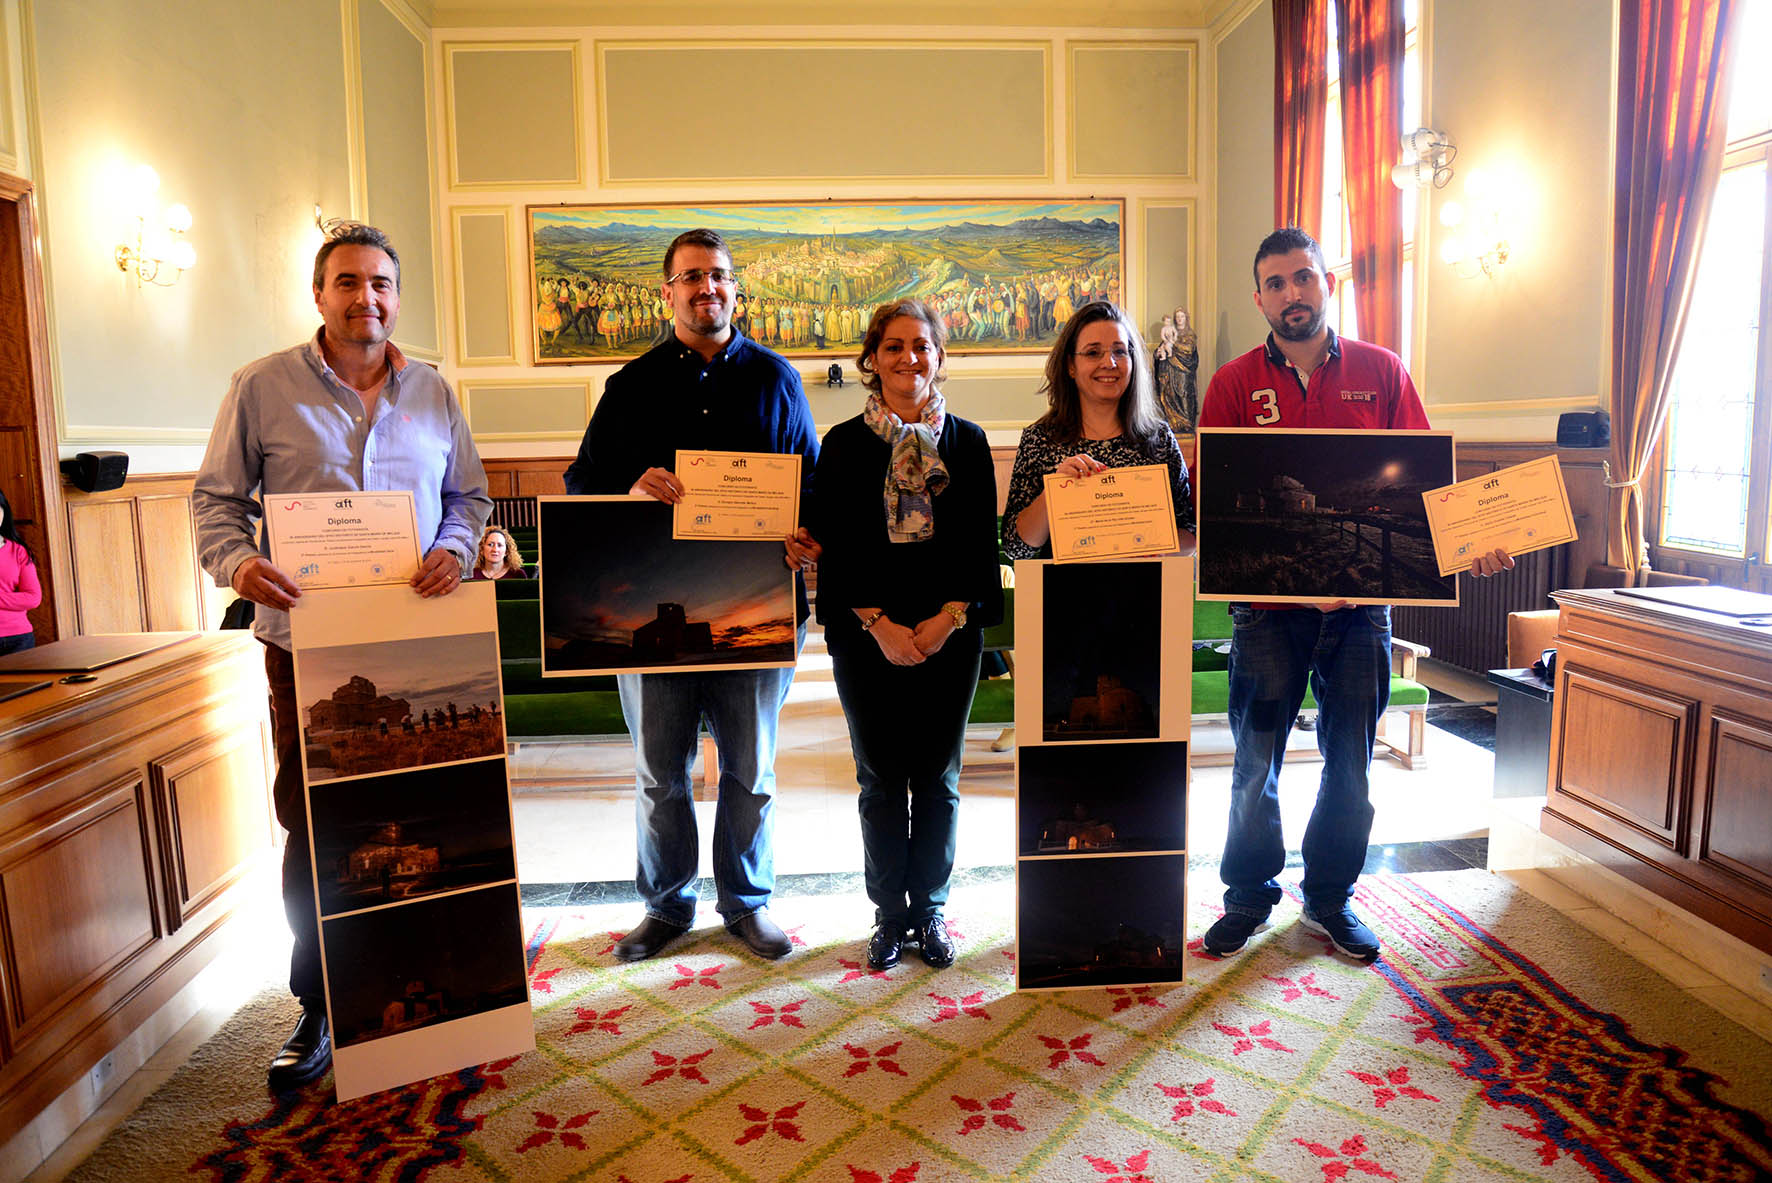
[288, 580, 532, 1100]
[1016, 854, 1187, 990]
[539, 496, 797, 676]
[1010, 555, 1192, 992]
[1195, 428, 1457, 606]
[1012, 556, 1194, 744]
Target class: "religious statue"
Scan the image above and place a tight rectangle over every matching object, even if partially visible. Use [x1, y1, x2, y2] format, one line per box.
[1153, 307, 1199, 437]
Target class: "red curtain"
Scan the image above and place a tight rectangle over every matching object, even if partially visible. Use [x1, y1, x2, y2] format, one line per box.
[1334, 0, 1404, 355]
[1273, 0, 1328, 236]
[1608, 0, 1740, 571]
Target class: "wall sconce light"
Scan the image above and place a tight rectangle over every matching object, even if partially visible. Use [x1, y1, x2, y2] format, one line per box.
[114, 165, 195, 287]
[1437, 169, 1511, 278]
[1391, 127, 1456, 189]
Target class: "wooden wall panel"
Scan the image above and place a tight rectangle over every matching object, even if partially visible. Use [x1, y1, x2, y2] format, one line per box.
[150, 731, 274, 932]
[0, 779, 157, 1035]
[66, 501, 143, 634]
[61, 474, 224, 636]
[483, 457, 571, 501]
[136, 496, 202, 632]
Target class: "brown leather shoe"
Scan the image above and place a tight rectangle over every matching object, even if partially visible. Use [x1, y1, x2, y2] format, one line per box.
[613, 915, 689, 962]
[726, 908, 792, 959]
[268, 1009, 331, 1091]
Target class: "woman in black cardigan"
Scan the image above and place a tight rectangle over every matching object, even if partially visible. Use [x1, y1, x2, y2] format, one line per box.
[810, 298, 1003, 971]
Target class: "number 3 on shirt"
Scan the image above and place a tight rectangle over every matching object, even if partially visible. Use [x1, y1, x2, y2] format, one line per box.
[1250, 388, 1280, 425]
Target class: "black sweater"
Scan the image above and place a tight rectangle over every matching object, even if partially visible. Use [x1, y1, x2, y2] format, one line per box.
[809, 413, 1004, 640]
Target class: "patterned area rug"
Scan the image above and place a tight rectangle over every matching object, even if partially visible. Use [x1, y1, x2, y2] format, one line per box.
[68, 870, 1772, 1182]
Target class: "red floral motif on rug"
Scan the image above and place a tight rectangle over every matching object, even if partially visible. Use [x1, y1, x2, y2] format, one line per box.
[169, 877, 1772, 1183]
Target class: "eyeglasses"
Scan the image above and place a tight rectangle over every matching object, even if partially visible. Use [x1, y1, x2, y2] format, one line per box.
[1074, 346, 1132, 364]
[667, 268, 736, 287]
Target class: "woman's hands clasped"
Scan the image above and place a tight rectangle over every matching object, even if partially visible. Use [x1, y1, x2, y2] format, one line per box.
[867, 611, 958, 665]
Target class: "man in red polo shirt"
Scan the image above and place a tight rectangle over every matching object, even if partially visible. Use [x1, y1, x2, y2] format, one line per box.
[1199, 227, 1509, 964]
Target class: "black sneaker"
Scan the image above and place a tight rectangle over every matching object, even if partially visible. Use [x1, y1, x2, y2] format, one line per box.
[1202, 911, 1270, 955]
[1302, 908, 1381, 963]
[913, 917, 956, 968]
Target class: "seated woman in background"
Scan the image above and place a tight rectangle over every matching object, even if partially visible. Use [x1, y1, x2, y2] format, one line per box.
[470, 525, 528, 580]
[0, 488, 42, 655]
[1001, 300, 1196, 560]
[809, 298, 1003, 972]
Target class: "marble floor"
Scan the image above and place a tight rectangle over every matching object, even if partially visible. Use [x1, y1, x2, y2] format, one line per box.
[507, 636, 1503, 892]
[17, 634, 1772, 1182]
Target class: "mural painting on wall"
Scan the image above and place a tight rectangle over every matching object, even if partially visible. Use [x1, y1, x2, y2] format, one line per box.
[526, 199, 1125, 365]
[1152, 307, 1199, 440]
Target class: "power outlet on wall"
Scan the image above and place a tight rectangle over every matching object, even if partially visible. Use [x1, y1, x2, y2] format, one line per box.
[88, 1052, 116, 1100]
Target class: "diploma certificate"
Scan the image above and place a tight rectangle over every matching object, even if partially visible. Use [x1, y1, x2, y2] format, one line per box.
[1421, 455, 1577, 575]
[673, 450, 802, 540]
[264, 491, 422, 588]
[1043, 464, 1180, 562]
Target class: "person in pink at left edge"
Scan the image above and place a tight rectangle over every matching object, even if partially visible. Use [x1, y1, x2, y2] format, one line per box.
[0, 488, 42, 655]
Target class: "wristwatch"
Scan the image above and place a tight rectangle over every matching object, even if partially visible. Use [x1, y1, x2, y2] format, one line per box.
[859, 610, 886, 631]
[941, 603, 967, 629]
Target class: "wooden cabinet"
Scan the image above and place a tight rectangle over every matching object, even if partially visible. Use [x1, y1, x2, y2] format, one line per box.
[1543, 589, 1772, 954]
[0, 633, 273, 1143]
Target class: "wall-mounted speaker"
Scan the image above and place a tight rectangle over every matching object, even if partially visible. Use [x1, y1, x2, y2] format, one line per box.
[59, 451, 129, 493]
[1555, 411, 1610, 449]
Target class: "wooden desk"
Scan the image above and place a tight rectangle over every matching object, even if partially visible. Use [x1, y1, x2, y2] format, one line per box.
[1543, 589, 1772, 955]
[0, 632, 274, 1144]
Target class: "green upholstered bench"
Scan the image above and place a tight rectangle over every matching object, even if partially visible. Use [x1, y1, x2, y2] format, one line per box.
[494, 575, 539, 599]
[496, 590, 721, 787]
[1190, 599, 1433, 769]
[966, 586, 1016, 727]
[496, 596, 625, 742]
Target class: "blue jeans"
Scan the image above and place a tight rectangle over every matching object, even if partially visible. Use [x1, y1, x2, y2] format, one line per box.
[0, 632, 34, 656]
[618, 625, 803, 927]
[829, 627, 981, 928]
[1220, 605, 1391, 920]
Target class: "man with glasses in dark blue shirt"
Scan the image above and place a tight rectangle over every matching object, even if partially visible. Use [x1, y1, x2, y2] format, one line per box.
[565, 228, 819, 963]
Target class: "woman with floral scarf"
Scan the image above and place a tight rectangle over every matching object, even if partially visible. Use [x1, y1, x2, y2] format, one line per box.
[809, 299, 1003, 972]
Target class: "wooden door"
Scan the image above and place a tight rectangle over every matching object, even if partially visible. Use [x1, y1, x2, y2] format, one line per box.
[0, 173, 65, 642]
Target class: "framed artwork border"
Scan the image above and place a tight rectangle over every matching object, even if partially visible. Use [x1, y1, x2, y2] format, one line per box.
[525, 198, 1126, 366]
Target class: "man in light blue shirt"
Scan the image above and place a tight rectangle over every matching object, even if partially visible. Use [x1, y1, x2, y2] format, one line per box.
[193, 223, 490, 1091]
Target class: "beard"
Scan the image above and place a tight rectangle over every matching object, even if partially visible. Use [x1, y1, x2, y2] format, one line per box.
[1269, 302, 1327, 342]
[682, 300, 731, 336]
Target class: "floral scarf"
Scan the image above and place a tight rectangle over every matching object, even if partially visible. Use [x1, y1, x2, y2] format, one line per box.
[862, 391, 949, 542]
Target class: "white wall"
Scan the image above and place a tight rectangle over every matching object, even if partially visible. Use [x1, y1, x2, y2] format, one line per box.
[1209, 0, 1617, 441]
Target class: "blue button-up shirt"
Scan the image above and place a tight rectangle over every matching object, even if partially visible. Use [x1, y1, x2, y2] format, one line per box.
[563, 328, 818, 619]
[193, 330, 492, 650]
